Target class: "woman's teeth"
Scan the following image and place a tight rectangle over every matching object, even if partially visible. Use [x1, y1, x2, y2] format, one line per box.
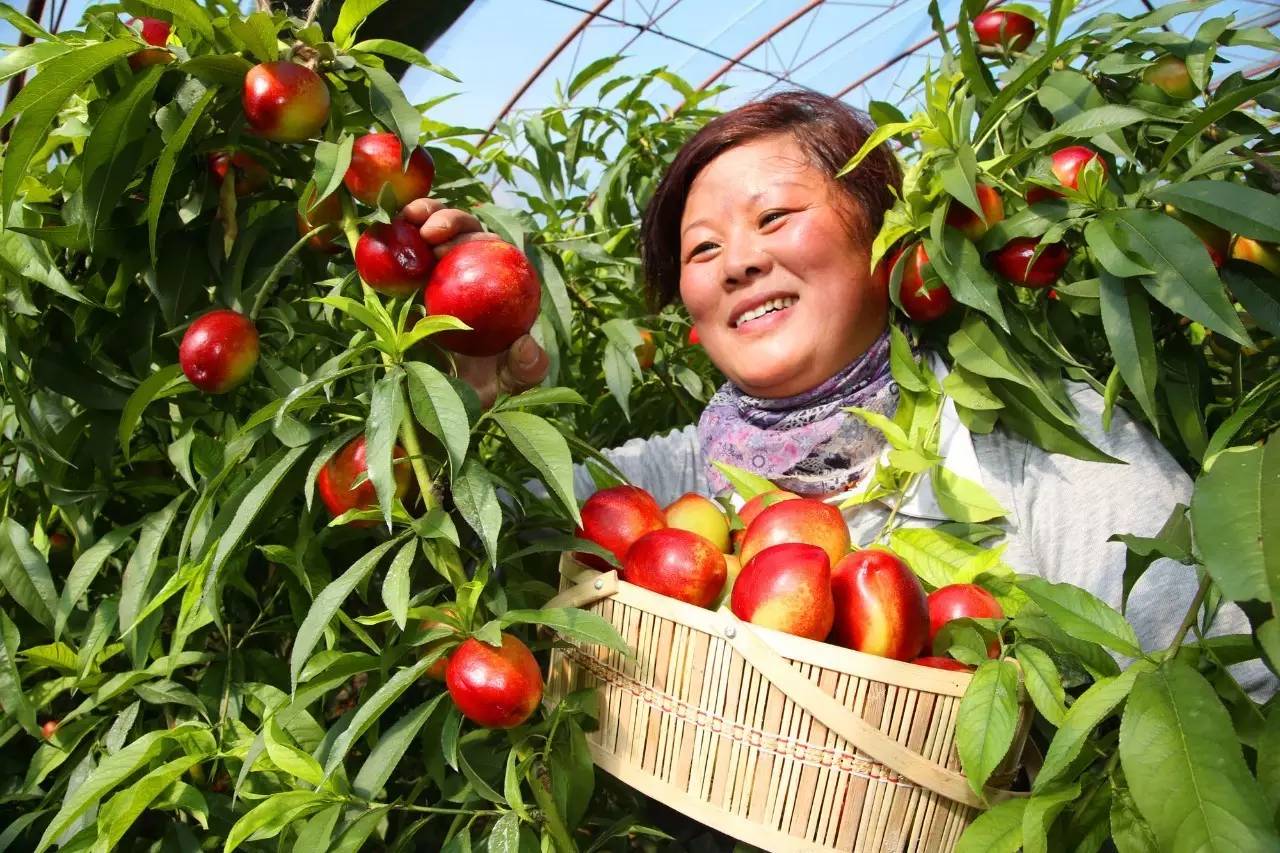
[734, 296, 797, 327]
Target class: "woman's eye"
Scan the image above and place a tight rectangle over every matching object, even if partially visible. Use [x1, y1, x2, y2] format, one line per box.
[760, 210, 787, 227]
[687, 241, 716, 260]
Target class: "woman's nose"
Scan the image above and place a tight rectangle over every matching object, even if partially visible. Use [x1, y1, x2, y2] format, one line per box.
[722, 241, 771, 286]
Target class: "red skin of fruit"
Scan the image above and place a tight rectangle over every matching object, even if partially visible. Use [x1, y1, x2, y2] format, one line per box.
[208, 151, 269, 196]
[731, 543, 834, 641]
[343, 133, 435, 209]
[738, 498, 851, 569]
[913, 656, 972, 672]
[445, 634, 543, 728]
[665, 492, 730, 553]
[732, 490, 800, 551]
[992, 237, 1070, 288]
[424, 240, 542, 357]
[48, 532, 71, 553]
[1230, 236, 1280, 277]
[623, 528, 727, 607]
[1144, 55, 1197, 100]
[126, 17, 172, 69]
[688, 326, 700, 345]
[1051, 145, 1105, 191]
[179, 309, 259, 394]
[574, 485, 666, 570]
[830, 548, 929, 660]
[973, 10, 1035, 51]
[635, 330, 657, 370]
[927, 583, 1004, 657]
[316, 435, 414, 524]
[242, 61, 330, 143]
[894, 242, 955, 324]
[356, 216, 438, 297]
[298, 188, 344, 253]
[945, 184, 1005, 241]
[41, 720, 58, 739]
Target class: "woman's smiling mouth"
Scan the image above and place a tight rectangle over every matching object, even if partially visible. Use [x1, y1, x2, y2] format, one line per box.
[731, 295, 798, 329]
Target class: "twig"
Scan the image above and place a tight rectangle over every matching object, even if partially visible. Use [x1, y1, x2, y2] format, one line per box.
[303, 0, 324, 28]
[1165, 573, 1212, 658]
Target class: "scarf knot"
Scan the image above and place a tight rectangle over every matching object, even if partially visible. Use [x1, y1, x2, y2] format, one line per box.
[697, 327, 899, 497]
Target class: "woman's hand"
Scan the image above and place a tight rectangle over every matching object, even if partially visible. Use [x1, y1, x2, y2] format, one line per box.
[402, 198, 550, 408]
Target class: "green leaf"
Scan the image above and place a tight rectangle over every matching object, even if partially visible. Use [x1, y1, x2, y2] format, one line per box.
[334, 0, 389, 47]
[452, 460, 502, 569]
[491, 411, 580, 526]
[489, 812, 520, 853]
[1119, 662, 1279, 852]
[352, 694, 447, 799]
[134, 0, 215, 40]
[956, 797, 1027, 853]
[147, 86, 217, 263]
[1086, 220, 1155, 278]
[1097, 272, 1159, 428]
[404, 362, 470, 474]
[0, 610, 38, 735]
[500, 608, 629, 655]
[1014, 643, 1067, 727]
[1021, 783, 1081, 853]
[1107, 209, 1250, 346]
[1111, 781, 1160, 853]
[710, 460, 777, 499]
[927, 231, 1009, 332]
[350, 39, 459, 81]
[203, 446, 310, 613]
[366, 369, 406, 530]
[81, 65, 166, 243]
[1190, 443, 1274, 603]
[290, 537, 404, 690]
[0, 2, 55, 39]
[382, 539, 415, 631]
[322, 656, 435, 780]
[1259, 706, 1280, 818]
[889, 526, 1013, 591]
[265, 716, 324, 787]
[1222, 265, 1280, 340]
[1029, 105, 1153, 149]
[1159, 77, 1280, 169]
[226, 11, 278, 63]
[1019, 575, 1141, 657]
[933, 466, 1007, 523]
[364, 65, 420, 151]
[567, 55, 624, 99]
[955, 658, 1020, 798]
[1149, 181, 1280, 243]
[0, 519, 56, 628]
[95, 753, 208, 850]
[222, 791, 334, 852]
[0, 219, 95, 305]
[1035, 663, 1149, 790]
[55, 524, 136, 640]
[0, 40, 138, 224]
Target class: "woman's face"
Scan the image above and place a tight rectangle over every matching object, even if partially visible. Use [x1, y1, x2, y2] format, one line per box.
[679, 133, 888, 398]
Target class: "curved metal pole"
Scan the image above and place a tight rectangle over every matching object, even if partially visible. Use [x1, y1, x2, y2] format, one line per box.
[468, 0, 614, 160]
[694, 0, 826, 92]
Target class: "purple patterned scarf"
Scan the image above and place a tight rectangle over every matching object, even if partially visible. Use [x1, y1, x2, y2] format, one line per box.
[697, 327, 899, 497]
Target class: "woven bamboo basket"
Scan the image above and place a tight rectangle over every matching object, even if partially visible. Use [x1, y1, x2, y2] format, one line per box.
[544, 555, 1032, 852]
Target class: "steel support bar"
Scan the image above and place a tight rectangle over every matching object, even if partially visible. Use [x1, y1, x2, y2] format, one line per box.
[694, 0, 826, 91]
[470, 0, 614, 157]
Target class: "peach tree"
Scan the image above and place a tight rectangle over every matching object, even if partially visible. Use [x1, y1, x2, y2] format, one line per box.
[843, 0, 1280, 849]
[0, 1, 671, 849]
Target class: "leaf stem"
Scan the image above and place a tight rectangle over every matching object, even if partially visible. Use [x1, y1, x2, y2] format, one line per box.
[1165, 573, 1212, 658]
[875, 399, 946, 544]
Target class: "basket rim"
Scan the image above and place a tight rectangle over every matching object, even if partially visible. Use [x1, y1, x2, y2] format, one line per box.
[559, 554, 1013, 700]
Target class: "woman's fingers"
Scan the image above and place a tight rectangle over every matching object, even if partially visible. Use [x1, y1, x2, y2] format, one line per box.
[431, 230, 503, 259]
[401, 197, 444, 225]
[499, 335, 550, 390]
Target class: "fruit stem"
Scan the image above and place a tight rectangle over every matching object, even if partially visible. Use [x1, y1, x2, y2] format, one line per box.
[525, 754, 576, 852]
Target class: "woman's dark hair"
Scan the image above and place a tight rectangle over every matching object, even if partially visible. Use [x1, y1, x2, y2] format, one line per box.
[640, 90, 903, 308]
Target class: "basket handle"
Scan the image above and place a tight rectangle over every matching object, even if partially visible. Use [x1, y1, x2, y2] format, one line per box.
[544, 568, 620, 611]
[715, 606, 1019, 809]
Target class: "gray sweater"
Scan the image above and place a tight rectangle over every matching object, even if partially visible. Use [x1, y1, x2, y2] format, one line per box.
[570, 382, 1272, 696]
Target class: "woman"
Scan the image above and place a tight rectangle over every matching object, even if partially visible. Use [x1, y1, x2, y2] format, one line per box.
[405, 91, 1265, 692]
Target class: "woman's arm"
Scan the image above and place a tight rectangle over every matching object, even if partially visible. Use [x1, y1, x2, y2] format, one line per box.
[569, 424, 707, 507]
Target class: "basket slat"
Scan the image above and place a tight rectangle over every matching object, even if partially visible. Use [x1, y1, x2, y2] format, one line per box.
[546, 561, 1029, 852]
